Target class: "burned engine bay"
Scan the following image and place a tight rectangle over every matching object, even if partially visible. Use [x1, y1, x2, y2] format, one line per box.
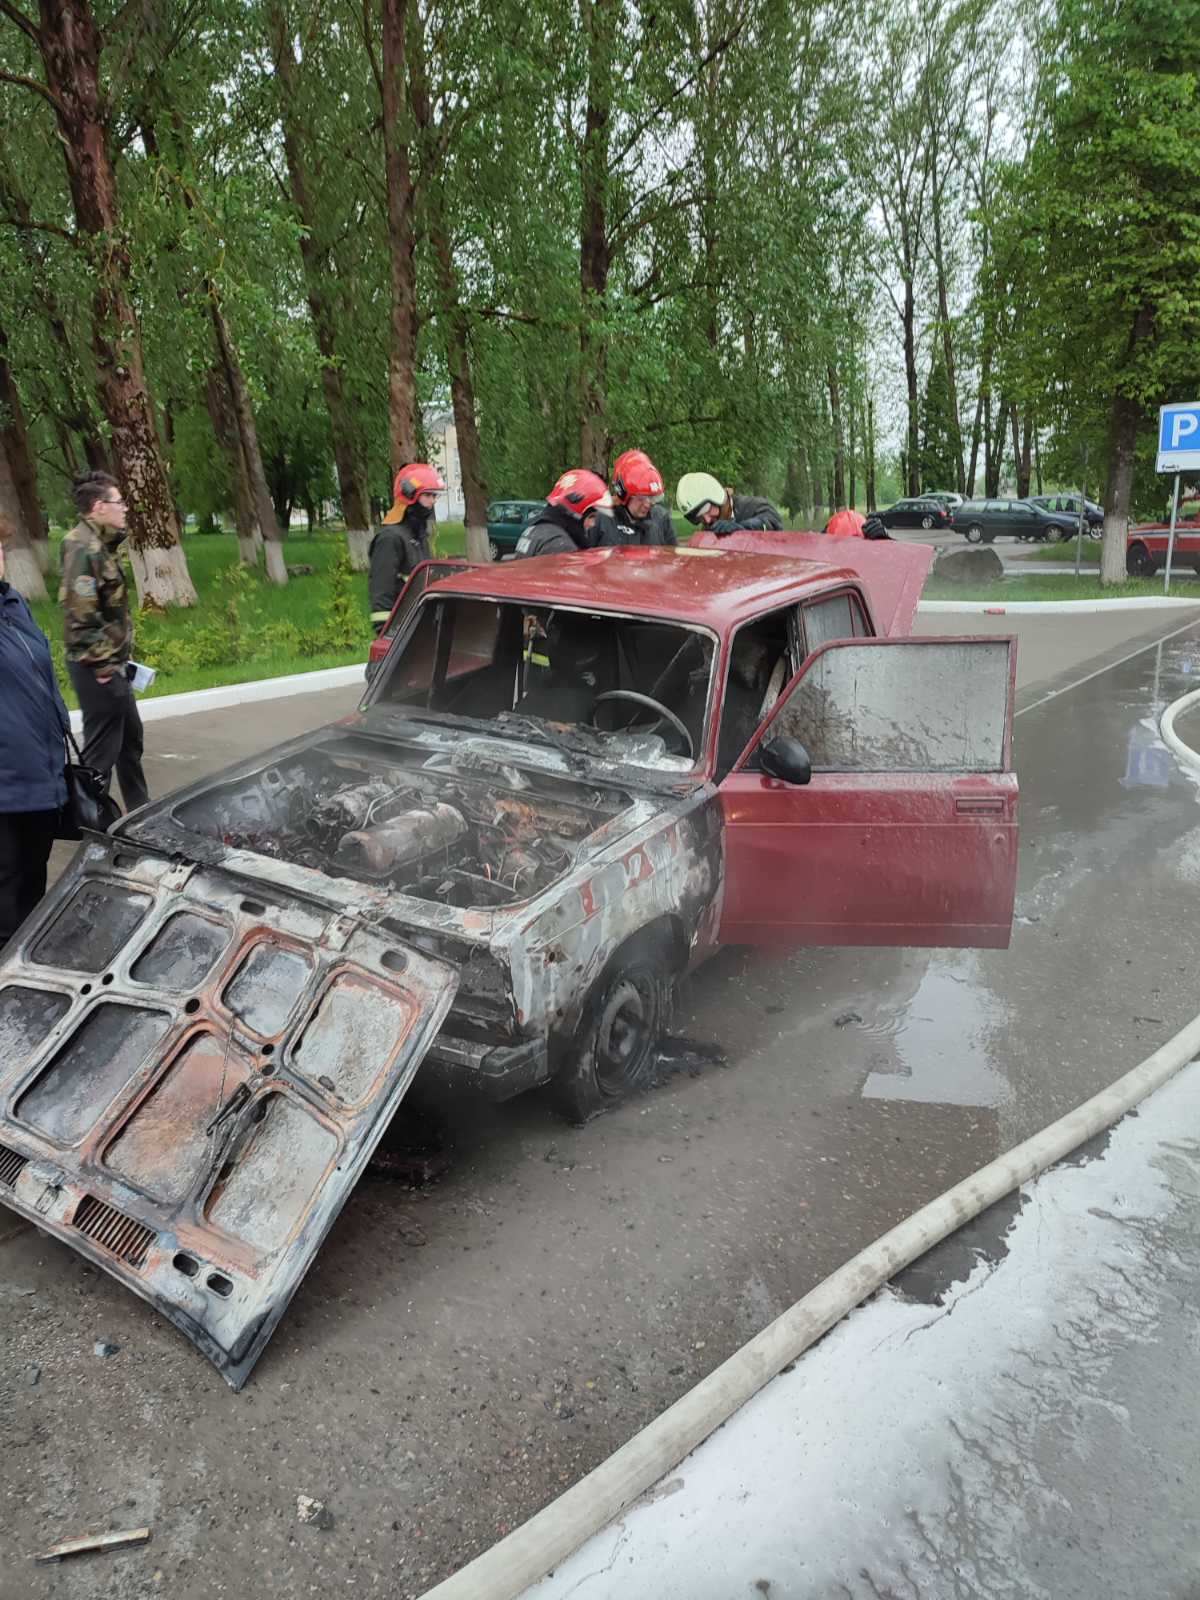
[168, 737, 632, 909]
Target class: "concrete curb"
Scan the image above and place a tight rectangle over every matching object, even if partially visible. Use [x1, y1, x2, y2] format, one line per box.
[919, 597, 1200, 616]
[66, 662, 364, 736]
[1159, 686, 1200, 773]
[418, 1014, 1200, 1600]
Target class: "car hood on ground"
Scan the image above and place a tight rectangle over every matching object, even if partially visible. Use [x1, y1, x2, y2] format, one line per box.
[0, 834, 458, 1388]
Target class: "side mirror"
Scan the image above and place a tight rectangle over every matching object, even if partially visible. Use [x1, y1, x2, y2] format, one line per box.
[759, 736, 812, 786]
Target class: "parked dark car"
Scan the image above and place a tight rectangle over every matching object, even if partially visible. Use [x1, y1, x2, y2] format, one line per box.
[485, 499, 543, 558]
[951, 498, 1076, 544]
[1029, 493, 1103, 535]
[878, 497, 953, 531]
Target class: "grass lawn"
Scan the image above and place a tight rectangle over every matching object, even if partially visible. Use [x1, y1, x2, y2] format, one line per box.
[27, 523, 456, 708]
[1013, 539, 1102, 565]
[923, 572, 1200, 602]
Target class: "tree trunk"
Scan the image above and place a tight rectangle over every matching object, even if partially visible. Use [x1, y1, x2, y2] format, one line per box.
[1008, 404, 1021, 495]
[827, 364, 845, 508]
[1033, 424, 1043, 495]
[966, 385, 984, 498]
[1018, 409, 1033, 499]
[36, 0, 195, 608]
[1101, 388, 1140, 586]
[847, 387, 857, 511]
[0, 323, 48, 573]
[210, 298, 288, 582]
[865, 394, 877, 512]
[931, 202, 965, 493]
[381, 0, 419, 468]
[1100, 311, 1154, 586]
[579, 0, 615, 471]
[205, 366, 260, 565]
[408, 20, 488, 563]
[270, 4, 372, 567]
[0, 165, 110, 480]
[0, 434, 47, 599]
[902, 277, 920, 495]
[809, 447, 824, 526]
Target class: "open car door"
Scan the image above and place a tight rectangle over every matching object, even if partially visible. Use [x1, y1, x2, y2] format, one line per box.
[366, 557, 475, 680]
[718, 636, 1018, 948]
[0, 835, 457, 1389]
[690, 529, 934, 636]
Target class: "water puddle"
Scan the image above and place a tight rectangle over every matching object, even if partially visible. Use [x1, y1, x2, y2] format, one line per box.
[859, 956, 1010, 1108]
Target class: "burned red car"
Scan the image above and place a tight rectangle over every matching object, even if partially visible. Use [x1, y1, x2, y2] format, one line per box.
[0, 541, 1017, 1386]
[1126, 517, 1200, 576]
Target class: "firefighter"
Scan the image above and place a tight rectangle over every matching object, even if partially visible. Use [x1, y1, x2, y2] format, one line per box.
[605, 449, 676, 546]
[368, 462, 446, 632]
[514, 470, 611, 557]
[675, 472, 783, 535]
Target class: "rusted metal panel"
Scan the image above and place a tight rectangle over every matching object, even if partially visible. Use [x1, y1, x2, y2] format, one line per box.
[0, 836, 457, 1389]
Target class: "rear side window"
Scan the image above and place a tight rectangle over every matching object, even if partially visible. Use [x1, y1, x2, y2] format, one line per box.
[804, 592, 869, 652]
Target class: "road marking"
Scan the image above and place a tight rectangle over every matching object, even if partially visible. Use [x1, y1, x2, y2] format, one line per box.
[1015, 615, 1200, 719]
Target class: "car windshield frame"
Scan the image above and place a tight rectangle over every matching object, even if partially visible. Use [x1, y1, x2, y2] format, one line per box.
[360, 589, 720, 777]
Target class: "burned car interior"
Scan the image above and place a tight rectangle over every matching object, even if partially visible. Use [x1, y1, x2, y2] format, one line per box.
[369, 596, 716, 768]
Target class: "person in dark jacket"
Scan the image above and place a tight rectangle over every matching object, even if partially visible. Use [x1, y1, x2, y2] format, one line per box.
[368, 462, 446, 631]
[604, 449, 676, 547]
[514, 470, 612, 557]
[1, 539, 70, 947]
[675, 472, 783, 535]
[61, 470, 148, 812]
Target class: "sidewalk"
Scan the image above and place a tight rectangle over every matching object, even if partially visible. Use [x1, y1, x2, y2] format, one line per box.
[523, 1062, 1200, 1600]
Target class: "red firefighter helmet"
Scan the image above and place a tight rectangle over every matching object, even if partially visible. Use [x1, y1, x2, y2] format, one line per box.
[611, 449, 664, 504]
[382, 461, 446, 523]
[546, 469, 610, 519]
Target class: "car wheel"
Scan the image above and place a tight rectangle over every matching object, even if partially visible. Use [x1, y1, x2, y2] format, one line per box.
[920, 514, 935, 530]
[550, 951, 670, 1123]
[964, 523, 984, 544]
[488, 539, 502, 561]
[1088, 524, 1103, 541]
[1126, 542, 1154, 577]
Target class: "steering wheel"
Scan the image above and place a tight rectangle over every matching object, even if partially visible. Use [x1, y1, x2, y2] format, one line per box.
[590, 690, 694, 759]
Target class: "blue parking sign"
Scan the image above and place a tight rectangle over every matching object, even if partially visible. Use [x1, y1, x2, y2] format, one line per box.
[1157, 402, 1200, 473]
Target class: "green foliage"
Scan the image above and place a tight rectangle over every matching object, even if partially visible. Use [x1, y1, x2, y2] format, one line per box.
[991, 0, 1200, 515]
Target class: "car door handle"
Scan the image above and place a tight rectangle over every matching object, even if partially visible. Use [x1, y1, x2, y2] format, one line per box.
[955, 796, 1005, 815]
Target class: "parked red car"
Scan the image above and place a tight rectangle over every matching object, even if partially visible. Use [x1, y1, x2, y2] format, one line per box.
[0, 539, 1017, 1386]
[1126, 518, 1200, 576]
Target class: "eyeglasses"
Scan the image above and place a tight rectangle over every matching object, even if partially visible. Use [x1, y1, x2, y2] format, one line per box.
[683, 501, 716, 526]
[102, 497, 127, 509]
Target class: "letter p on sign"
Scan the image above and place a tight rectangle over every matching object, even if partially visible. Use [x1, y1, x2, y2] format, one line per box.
[1171, 413, 1198, 448]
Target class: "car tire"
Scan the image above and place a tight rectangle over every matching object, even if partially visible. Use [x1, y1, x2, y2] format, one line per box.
[964, 523, 984, 544]
[920, 514, 935, 530]
[1126, 542, 1154, 577]
[488, 539, 502, 561]
[982, 531, 997, 544]
[550, 950, 671, 1123]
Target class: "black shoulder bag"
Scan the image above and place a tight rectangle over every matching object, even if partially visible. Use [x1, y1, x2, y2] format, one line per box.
[58, 725, 123, 840]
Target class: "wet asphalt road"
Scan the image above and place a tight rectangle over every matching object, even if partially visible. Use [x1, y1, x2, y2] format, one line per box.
[4, 610, 1200, 1599]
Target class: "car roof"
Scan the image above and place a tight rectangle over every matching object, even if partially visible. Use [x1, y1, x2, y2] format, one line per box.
[424, 545, 862, 628]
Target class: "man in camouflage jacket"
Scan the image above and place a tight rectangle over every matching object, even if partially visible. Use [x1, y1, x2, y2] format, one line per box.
[61, 472, 149, 812]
